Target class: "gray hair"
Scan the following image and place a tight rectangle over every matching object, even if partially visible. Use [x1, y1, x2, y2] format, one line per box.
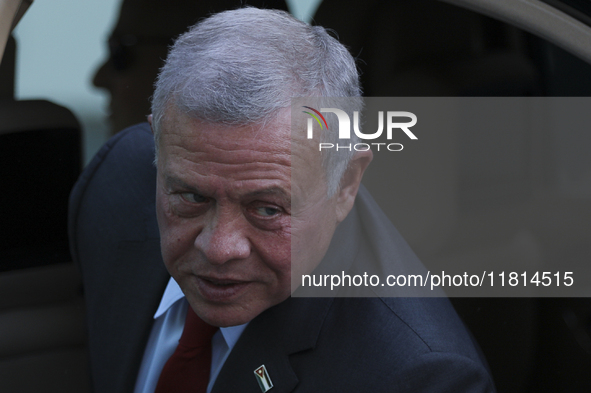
[151, 7, 362, 196]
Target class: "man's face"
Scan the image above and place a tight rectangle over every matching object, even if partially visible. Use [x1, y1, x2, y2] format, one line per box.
[155, 107, 339, 327]
[93, 37, 167, 133]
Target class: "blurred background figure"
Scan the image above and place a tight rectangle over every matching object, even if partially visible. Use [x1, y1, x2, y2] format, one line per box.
[93, 0, 288, 134]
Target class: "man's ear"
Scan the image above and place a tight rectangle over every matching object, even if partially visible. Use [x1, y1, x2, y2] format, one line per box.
[147, 114, 154, 133]
[335, 150, 373, 223]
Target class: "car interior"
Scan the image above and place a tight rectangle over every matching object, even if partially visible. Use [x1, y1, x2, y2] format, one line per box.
[1, 0, 591, 391]
[0, 2, 88, 389]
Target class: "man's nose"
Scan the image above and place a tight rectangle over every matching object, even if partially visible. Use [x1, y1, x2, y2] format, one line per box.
[194, 212, 251, 265]
[92, 61, 110, 89]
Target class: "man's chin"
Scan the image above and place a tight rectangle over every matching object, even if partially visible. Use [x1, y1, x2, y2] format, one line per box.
[188, 295, 289, 327]
[192, 303, 260, 328]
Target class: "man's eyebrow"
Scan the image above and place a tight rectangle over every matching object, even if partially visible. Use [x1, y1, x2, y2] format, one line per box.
[164, 176, 201, 193]
[245, 188, 291, 206]
[164, 176, 290, 205]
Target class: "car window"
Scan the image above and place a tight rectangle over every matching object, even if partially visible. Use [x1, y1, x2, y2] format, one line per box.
[13, 0, 129, 163]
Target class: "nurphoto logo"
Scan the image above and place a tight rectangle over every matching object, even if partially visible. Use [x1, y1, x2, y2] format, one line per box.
[303, 106, 418, 152]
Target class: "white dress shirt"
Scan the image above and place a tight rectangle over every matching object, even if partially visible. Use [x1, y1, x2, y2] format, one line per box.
[134, 277, 248, 393]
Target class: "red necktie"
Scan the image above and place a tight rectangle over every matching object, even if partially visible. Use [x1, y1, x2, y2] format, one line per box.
[154, 306, 219, 393]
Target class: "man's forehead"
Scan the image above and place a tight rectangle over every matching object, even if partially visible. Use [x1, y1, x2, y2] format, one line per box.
[157, 106, 323, 186]
[160, 105, 291, 142]
[158, 107, 292, 171]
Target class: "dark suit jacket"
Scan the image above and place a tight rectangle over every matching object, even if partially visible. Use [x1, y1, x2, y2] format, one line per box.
[69, 123, 495, 392]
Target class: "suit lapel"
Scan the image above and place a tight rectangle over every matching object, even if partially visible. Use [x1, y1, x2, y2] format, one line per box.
[211, 297, 334, 393]
[107, 239, 169, 392]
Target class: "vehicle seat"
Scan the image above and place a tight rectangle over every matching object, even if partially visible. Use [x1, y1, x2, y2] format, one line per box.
[0, 34, 89, 393]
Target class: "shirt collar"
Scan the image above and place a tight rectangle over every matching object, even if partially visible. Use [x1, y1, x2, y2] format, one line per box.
[153, 277, 185, 318]
[154, 277, 248, 342]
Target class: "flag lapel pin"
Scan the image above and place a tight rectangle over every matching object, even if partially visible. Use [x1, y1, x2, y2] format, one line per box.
[254, 364, 273, 392]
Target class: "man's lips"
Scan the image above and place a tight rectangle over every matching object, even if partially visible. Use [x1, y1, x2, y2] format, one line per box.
[195, 276, 252, 302]
[200, 276, 246, 285]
